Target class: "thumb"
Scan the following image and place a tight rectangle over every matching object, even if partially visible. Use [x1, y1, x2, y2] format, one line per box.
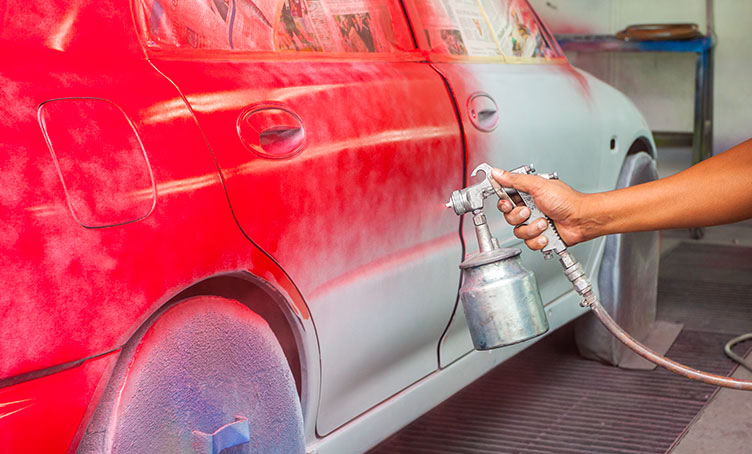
[491, 168, 542, 194]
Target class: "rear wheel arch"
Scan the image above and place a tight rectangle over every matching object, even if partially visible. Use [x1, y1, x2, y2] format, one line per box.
[169, 272, 307, 397]
[77, 273, 311, 453]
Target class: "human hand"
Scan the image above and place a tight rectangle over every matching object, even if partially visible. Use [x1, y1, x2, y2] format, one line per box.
[491, 168, 594, 250]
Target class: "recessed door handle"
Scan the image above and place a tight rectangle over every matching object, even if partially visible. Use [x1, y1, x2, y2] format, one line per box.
[467, 93, 500, 132]
[476, 108, 498, 122]
[237, 103, 306, 159]
[259, 125, 305, 150]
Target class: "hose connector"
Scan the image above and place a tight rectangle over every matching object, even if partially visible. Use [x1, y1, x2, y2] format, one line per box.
[558, 250, 596, 307]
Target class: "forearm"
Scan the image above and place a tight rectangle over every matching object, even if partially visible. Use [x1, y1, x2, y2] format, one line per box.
[579, 139, 752, 240]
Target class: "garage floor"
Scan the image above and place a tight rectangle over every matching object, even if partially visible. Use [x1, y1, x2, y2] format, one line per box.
[369, 221, 752, 454]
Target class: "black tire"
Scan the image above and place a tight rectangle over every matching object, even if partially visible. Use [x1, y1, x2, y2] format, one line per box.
[77, 296, 304, 454]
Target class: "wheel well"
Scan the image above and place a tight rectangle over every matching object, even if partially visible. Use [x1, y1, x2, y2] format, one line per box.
[170, 273, 303, 397]
[627, 136, 655, 159]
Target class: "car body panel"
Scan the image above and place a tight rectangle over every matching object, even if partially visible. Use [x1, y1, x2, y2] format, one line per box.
[582, 68, 657, 178]
[432, 61, 603, 366]
[0, 46, 273, 380]
[0, 352, 118, 454]
[149, 57, 464, 435]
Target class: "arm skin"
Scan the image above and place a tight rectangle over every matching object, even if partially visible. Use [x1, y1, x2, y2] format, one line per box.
[491, 138, 752, 251]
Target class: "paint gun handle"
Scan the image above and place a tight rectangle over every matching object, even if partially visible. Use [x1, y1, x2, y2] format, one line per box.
[506, 166, 568, 259]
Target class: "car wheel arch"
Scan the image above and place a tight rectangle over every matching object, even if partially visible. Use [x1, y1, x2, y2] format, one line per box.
[168, 272, 309, 397]
[75, 272, 317, 453]
[627, 136, 655, 160]
[576, 149, 659, 365]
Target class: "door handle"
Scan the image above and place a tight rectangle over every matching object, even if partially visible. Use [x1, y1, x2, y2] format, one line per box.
[259, 125, 304, 146]
[237, 103, 306, 159]
[467, 93, 500, 132]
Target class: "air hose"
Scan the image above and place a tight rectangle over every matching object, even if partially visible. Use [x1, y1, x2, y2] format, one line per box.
[561, 250, 752, 391]
[591, 301, 752, 389]
[724, 333, 752, 372]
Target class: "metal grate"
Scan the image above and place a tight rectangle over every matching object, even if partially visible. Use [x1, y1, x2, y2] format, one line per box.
[657, 242, 752, 335]
[369, 243, 752, 454]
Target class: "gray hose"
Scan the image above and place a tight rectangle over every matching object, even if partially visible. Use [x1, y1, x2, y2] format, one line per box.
[590, 300, 752, 390]
[724, 333, 752, 373]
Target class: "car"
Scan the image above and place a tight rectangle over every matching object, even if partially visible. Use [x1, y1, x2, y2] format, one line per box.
[0, 0, 658, 453]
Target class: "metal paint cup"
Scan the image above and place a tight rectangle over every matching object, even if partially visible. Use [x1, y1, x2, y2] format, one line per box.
[459, 247, 549, 350]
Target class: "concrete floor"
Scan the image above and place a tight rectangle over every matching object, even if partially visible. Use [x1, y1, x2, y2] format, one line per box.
[662, 222, 752, 454]
[656, 145, 752, 454]
[670, 351, 752, 454]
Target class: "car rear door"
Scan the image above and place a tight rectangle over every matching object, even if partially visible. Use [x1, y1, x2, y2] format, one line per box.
[403, 0, 603, 365]
[134, 0, 463, 434]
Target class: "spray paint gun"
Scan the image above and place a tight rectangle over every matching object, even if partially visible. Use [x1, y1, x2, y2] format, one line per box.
[447, 162, 752, 390]
[446, 163, 595, 350]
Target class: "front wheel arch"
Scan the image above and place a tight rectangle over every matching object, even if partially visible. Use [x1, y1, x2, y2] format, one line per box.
[627, 136, 656, 160]
[575, 148, 660, 365]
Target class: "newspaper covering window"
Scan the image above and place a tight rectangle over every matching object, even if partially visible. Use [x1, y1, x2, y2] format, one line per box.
[138, 0, 277, 50]
[416, 0, 498, 57]
[416, 0, 556, 59]
[276, 0, 397, 52]
[135, 0, 410, 53]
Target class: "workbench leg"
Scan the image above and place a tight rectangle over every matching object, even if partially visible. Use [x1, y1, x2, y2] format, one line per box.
[690, 47, 712, 240]
[692, 48, 712, 165]
[704, 46, 714, 159]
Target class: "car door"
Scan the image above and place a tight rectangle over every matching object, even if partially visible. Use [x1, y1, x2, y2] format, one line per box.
[403, 0, 603, 365]
[134, 0, 464, 435]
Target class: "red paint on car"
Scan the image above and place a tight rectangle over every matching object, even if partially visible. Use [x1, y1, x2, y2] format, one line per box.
[0, 352, 118, 454]
[1, 2, 313, 448]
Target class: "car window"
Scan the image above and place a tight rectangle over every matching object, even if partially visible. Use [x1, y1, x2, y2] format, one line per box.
[413, 0, 560, 60]
[134, 0, 413, 54]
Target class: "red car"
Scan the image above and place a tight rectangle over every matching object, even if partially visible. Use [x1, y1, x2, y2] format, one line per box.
[0, 0, 656, 452]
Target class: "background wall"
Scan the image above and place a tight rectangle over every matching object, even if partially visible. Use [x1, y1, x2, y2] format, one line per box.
[529, 0, 752, 155]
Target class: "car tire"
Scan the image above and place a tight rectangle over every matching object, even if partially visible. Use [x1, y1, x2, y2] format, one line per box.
[77, 296, 304, 454]
[574, 150, 660, 365]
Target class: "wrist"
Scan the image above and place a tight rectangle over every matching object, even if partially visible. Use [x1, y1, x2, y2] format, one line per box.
[575, 192, 613, 242]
